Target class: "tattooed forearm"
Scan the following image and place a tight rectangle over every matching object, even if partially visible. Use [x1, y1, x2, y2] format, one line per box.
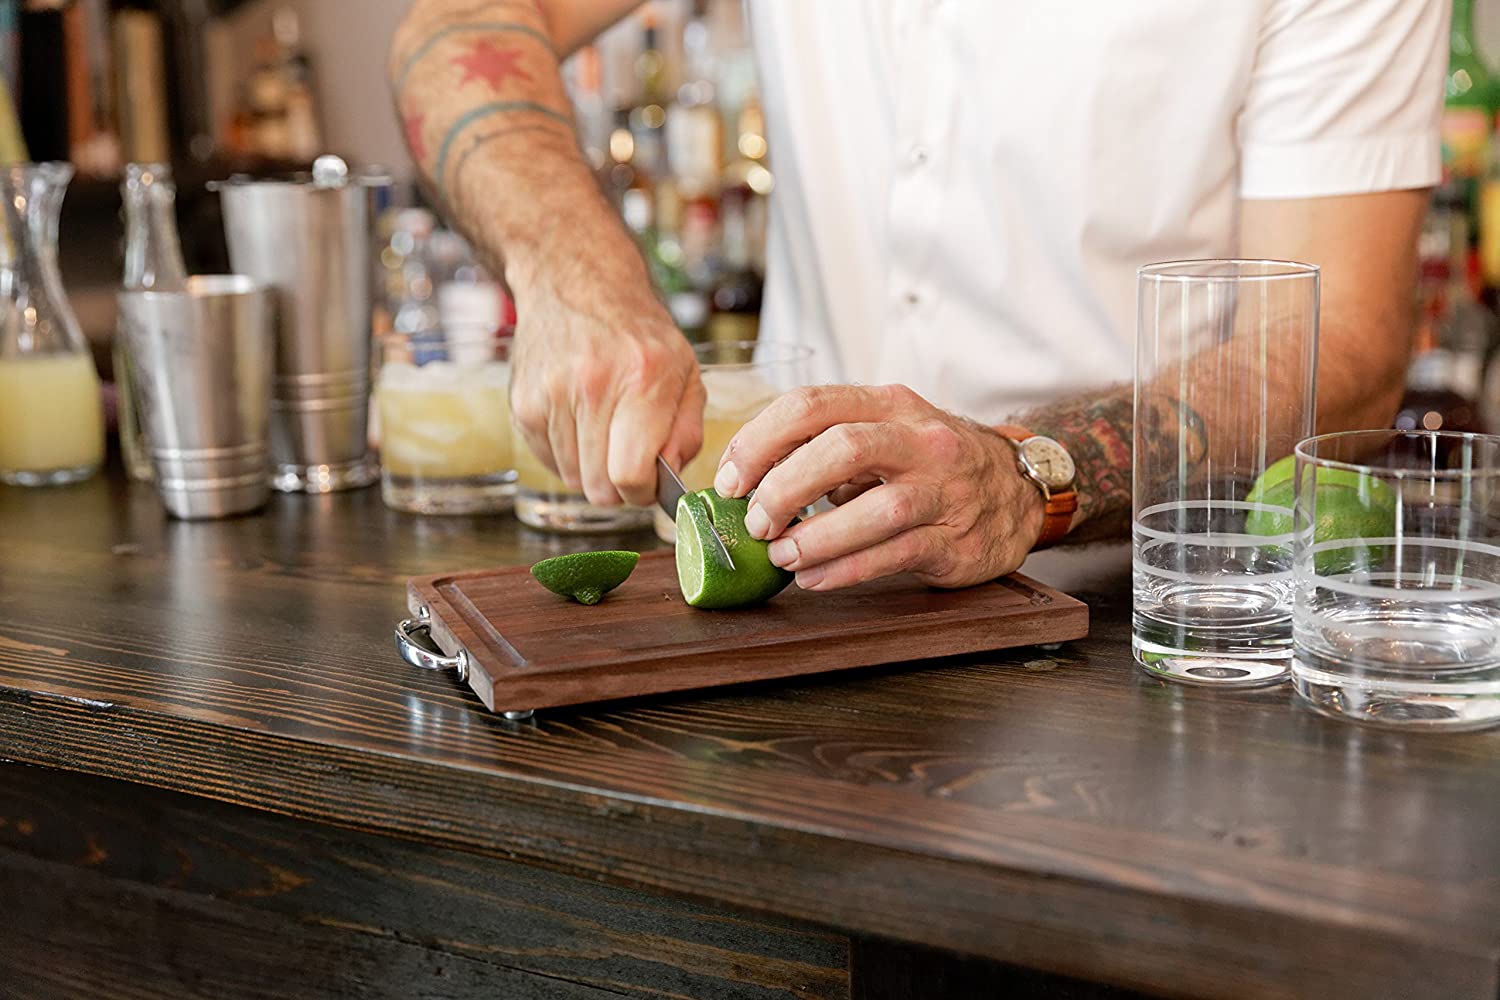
[1017, 385, 1208, 544]
[389, 0, 644, 302]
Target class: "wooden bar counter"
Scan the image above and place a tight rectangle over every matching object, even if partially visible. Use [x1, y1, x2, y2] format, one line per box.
[2, 469, 1498, 999]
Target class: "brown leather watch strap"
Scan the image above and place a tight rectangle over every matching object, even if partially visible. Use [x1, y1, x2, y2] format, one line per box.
[993, 424, 1078, 550]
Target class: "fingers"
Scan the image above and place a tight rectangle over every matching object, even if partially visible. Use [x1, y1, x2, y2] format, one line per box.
[661, 371, 707, 472]
[790, 526, 941, 592]
[715, 384, 922, 499]
[607, 351, 700, 507]
[767, 481, 937, 572]
[743, 421, 921, 540]
[545, 399, 582, 491]
[575, 393, 623, 506]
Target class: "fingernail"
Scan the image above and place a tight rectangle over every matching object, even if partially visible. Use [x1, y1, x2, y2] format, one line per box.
[744, 503, 771, 540]
[768, 536, 798, 568]
[714, 461, 739, 497]
[796, 566, 825, 590]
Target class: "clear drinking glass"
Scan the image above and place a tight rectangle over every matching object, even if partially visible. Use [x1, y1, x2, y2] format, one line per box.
[652, 340, 813, 543]
[1292, 430, 1500, 730]
[376, 330, 516, 515]
[1133, 260, 1319, 687]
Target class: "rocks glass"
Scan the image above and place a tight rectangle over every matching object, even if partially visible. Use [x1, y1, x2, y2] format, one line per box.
[376, 330, 516, 515]
[1292, 430, 1500, 730]
[1133, 260, 1319, 687]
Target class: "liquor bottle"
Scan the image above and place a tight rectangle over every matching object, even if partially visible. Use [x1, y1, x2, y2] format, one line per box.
[116, 161, 188, 481]
[111, 2, 172, 164]
[272, 8, 321, 162]
[0, 74, 26, 164]
[666, 0, 720, 198]
[629, 15, 669, 178]
[707, 185, 761, 346]
[1443, 0, 1494, 185]
[248, 31, 290, 160]
[568, 45, 611, 174]
[17, 1, 68, 161]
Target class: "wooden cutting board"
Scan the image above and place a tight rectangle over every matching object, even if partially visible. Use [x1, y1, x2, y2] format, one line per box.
[405, 551, 1088, 715]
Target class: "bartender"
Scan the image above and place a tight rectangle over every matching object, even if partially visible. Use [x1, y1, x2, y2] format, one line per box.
[390, 0, 1444, 590]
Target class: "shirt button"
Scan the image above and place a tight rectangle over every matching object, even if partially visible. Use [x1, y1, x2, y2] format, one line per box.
[909, 146, 928, 166]
[904, 289, 921, 306]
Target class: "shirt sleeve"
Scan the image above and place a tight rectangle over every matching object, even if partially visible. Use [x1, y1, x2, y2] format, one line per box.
[1238, 0, 1448, 199]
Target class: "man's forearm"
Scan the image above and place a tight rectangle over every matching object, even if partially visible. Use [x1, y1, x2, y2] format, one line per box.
[388, 0, 646, 302]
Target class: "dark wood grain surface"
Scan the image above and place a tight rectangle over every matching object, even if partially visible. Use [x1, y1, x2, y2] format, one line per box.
[2, 473, 1499, 999]
[411, 552, 1086, 712]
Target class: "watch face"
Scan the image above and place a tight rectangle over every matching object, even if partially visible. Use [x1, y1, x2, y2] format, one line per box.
[1019, 436, 1076, 490]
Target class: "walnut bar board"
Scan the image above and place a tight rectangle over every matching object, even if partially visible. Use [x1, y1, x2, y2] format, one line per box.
[404, 552, 1089, 715]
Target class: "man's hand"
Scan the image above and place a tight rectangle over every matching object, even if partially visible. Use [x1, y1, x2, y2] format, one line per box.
[712, 385, 1044, 591]
[509, 274, 703, 507]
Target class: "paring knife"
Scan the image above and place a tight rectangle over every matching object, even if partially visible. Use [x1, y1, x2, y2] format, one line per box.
[656, 455, 736, 571]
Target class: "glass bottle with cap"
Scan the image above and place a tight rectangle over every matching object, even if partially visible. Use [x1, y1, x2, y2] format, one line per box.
[116, 161, 188, 481]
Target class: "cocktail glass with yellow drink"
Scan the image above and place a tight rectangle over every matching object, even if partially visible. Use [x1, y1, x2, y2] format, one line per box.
[653, 340, 814, 543]
[376, 331, 515, 514]
[0, 162, 104, 486]
[512, 428, 655, 534]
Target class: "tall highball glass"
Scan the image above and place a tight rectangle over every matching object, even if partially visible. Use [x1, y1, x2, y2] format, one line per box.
[1133, 260, 1319, 687]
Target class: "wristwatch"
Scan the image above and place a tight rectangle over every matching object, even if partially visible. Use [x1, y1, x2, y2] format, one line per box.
[993, 424, 1078, 550]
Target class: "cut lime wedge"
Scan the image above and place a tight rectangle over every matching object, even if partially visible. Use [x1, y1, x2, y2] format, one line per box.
[530, 550, 640, 605]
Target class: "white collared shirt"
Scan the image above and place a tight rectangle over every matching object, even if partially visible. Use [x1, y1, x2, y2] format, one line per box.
[747, 0, 1446, 422]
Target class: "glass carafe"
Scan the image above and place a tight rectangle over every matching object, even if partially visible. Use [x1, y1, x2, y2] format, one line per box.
[116, 162, 187, 481]
[0, 163, 104, 486]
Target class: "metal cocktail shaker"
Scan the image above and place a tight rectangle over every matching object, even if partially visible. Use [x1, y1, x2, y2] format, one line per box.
[118, 275, 274, 520]
[216, 156, 390, 493]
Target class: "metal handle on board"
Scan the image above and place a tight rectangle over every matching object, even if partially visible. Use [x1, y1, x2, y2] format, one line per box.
[394, 610, 469, 682]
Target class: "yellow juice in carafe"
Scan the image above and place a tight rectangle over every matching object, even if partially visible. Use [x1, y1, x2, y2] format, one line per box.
[0, 352, 104, 479]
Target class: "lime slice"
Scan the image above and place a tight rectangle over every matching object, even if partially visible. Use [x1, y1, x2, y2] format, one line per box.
[530, 550, 640, 605]
[675, 489, 793, 609]
[1244, 458, 1397, 575]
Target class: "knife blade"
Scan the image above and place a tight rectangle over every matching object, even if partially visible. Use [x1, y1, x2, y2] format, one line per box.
[656, 455, 735, 572]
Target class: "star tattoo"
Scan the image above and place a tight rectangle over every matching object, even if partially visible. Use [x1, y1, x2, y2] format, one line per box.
[453, 40, 532, 92]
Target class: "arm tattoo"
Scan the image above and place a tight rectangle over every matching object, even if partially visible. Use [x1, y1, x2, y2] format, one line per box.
[1019, 385, 1208, 543]
[433, 101, 572, 199]
[391, 5, 576, 210]
[393, 19, 555, 94]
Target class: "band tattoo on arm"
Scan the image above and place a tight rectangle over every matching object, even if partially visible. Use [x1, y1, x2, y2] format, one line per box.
[1020, 386, 1208, 543]
[391, 0, 575, 206]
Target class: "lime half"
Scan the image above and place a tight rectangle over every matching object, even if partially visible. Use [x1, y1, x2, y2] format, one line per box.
[1244, 457, 1397, 575]
[530, 550, 640, 605]
[676, 489, 793, 609]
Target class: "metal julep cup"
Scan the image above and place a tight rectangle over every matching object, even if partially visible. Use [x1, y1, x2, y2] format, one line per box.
[216, 156, 390, 493]
[118, 275, 274, 519]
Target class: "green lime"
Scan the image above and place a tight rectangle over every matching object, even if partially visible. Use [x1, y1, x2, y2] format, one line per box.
[676, 489, 793, 609]
[1244, 460, 1397, 575]
[1246, 454, 1396, 511]
[530, 550, 640, 605]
